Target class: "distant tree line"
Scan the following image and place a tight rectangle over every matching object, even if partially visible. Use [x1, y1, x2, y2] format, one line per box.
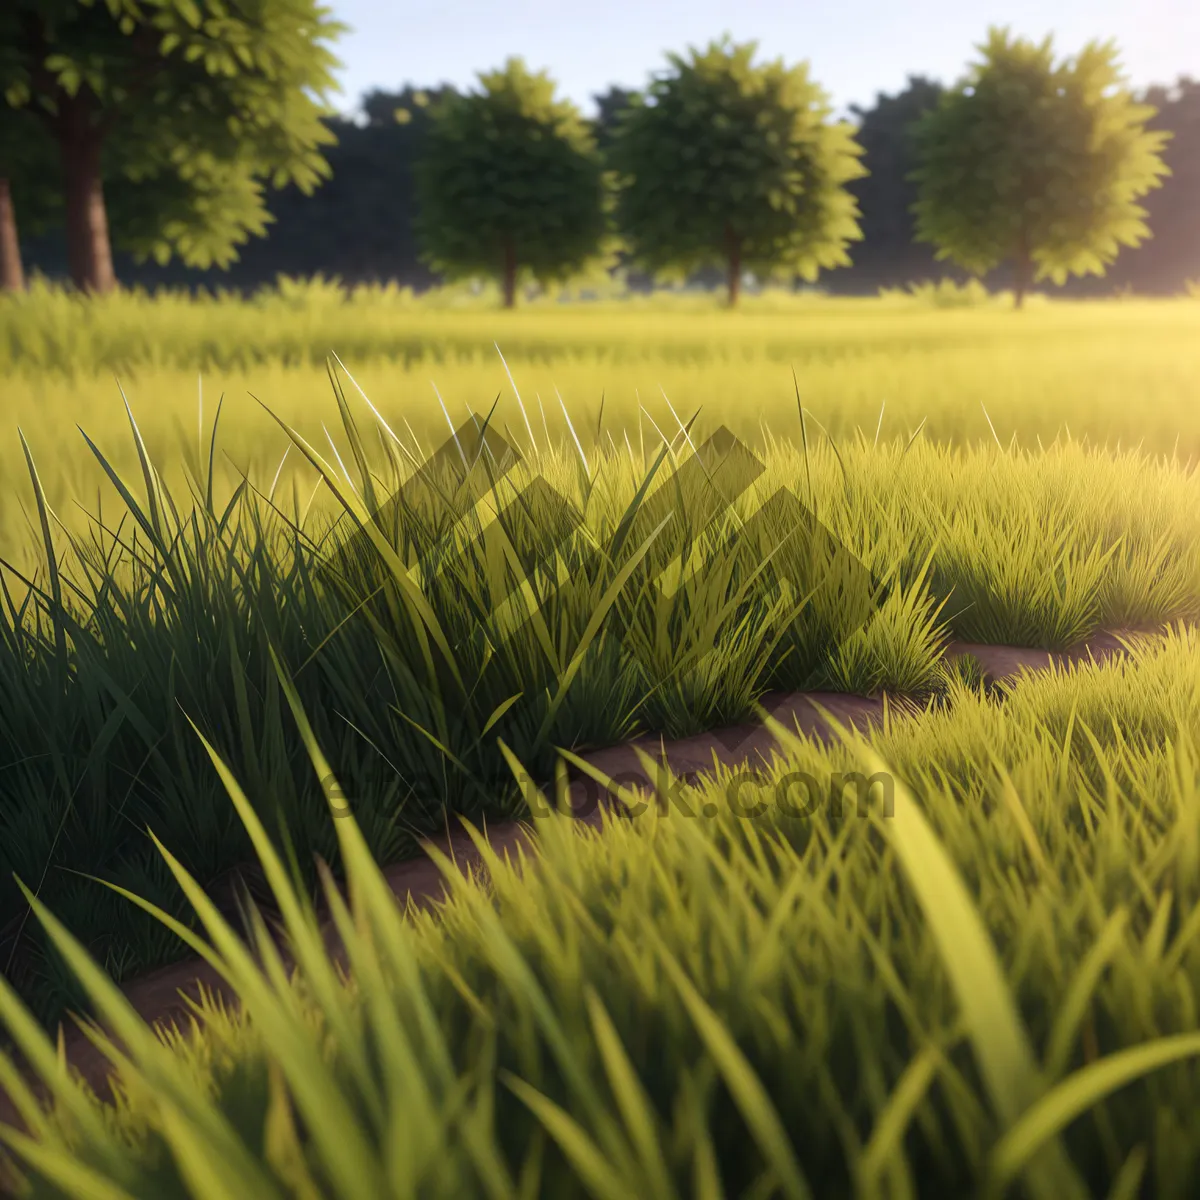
[3, 7, 1196, 301]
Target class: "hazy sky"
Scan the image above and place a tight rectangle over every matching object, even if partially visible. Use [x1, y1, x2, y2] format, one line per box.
[326, 0, 1198, 118]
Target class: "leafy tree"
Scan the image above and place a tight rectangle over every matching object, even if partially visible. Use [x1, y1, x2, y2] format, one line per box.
[909, 28, 1172, 308]
[0, 0, 345, 293]
[607, 37, 866, 306]
[2, 63, 282, 288]
[8, 118, 279, 274]
[98, 152, 273, 272]
[17, 85, 466, 294]
[413, 58, 609, 308]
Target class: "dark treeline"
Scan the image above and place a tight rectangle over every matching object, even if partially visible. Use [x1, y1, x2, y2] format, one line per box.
[19, 76, 1200, 297]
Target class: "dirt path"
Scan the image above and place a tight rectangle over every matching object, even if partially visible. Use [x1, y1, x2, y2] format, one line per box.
[0, 626, 1166, 1145]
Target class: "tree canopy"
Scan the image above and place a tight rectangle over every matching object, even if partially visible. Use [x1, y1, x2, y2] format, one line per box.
[5, 111, 277, 274]
[413, 58, 609, 308]
[0, 0, 345, 291]
[606, 37, 867, 305]
[908, 27, 1172, 307]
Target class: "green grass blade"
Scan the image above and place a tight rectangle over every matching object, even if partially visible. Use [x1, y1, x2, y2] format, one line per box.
[653, 935, 813, 1200]
[985, 1034, 1200, 1197]
[503, 1075, 632, 1200]
[857, 1046, 938, 1192]
[851, 745, 1089, 1200]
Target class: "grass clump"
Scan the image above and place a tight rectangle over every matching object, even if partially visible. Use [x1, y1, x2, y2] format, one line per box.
[876, 278, 1004, 308]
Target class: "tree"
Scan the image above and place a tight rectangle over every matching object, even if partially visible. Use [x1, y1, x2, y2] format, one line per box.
[606, 37, 866, 306]
[413, 58, 609, 308]
[909, 28, 1172, 308]
[0, 0, 344, 293]
[16, 83, 467, 293]
[17, 125, 281, 267]
[0, 176, 22, 291]
[4, 93, 290, 282]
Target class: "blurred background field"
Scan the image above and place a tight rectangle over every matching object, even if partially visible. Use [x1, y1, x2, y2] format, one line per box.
[2, 284, 1198, 535]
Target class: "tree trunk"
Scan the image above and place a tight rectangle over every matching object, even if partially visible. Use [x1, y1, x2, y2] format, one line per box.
[725, 223, 741, 308]
[501, 238, 516, 309]
[58, 97, 116, 294]
[1012, 231, 1031, 311]
[0, 179, 25, 293]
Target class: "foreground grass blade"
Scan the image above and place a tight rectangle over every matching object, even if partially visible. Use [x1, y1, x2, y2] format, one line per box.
[850, 745, 1089, 1200]
[0, 1124, 139, 1200]
[857, 1046, 939, 1193]
[503, 1075, 633, 1200]
[6, 881, 285, 1198]
[984, 1033, 1200, 1198]
[652, 932, 814, 1200]
[583, 987, 678, 1199]
[17, 431, 67, 673]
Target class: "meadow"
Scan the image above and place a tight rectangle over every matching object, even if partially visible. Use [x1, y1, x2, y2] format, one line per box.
[1, 281, 1198, 525]
[6, 628, 1200, 1197]
[1, 282, 1200, 1196]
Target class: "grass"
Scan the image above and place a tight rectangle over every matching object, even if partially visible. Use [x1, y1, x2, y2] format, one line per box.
[0, 284, 1198, 1191]
[3, 626, 1200, 1195]
[0, 365, 1198, 1030]
[2, 284, 1199, 526]
[0, 360, 1197, 1031]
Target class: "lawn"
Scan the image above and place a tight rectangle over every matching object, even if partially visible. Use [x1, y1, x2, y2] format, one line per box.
[1, 382, 1198, 1028]
[5, 626, 1200, 1197]
[2, 283, 1198, 527]
[1, 286, 1199, 1195]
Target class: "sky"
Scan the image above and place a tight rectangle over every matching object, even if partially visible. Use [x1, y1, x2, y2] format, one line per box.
[325, 0, 1199, 119]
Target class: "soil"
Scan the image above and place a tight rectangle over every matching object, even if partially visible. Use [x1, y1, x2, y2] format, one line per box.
[0, 625, 1170, 1152]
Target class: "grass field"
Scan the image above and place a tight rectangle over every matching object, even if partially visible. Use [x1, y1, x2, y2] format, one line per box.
[2, 284, 1200, 1195]
[2, 388, 1198, 1028]
[4, 627, 1200, 1196]
[2, 283, 1198, 525]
